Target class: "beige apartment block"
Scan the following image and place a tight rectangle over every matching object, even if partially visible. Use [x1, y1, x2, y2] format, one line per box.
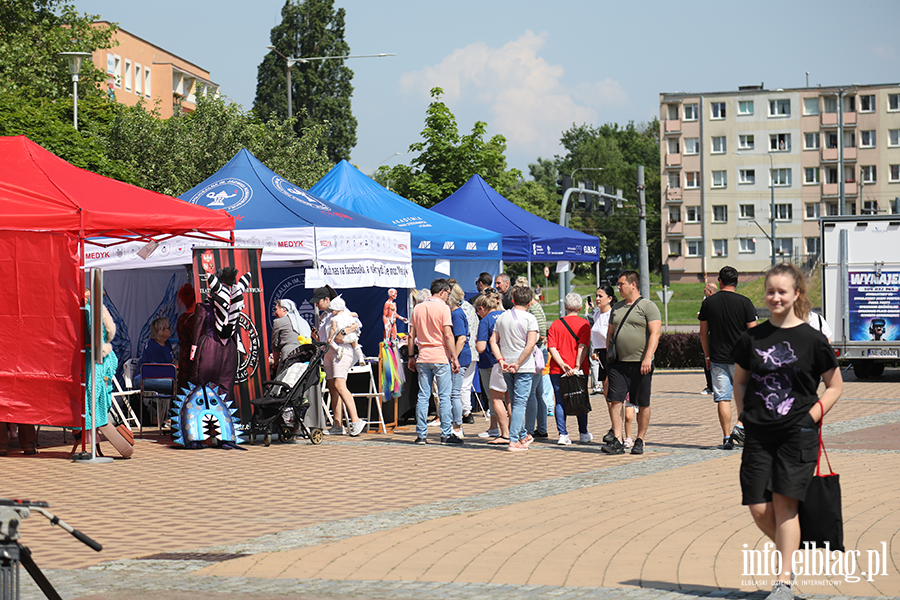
[90, 22, 219, 119]
[660, 83, 900, 282]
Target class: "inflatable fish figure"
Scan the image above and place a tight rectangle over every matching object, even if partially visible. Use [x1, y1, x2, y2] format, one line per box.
[171, 383, 245, 450]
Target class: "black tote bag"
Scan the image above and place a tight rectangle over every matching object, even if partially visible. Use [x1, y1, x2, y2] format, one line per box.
[560, 373, 591, 415]
[797, 406, 844, 552]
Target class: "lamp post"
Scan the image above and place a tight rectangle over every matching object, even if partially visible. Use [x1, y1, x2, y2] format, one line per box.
[375, 152, 400, 191]
[769, 153, 776, 266]
[58, 52, 94, 130]
[266, 47, 395, 121]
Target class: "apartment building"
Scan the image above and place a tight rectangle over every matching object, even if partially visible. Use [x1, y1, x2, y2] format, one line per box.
[660, 83, 900, 282]
[92, 22, 219, 119]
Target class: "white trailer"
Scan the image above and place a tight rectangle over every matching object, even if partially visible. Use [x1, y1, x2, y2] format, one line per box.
[821, 215, 900, 378]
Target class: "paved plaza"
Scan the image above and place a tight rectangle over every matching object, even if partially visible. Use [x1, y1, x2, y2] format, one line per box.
[3, 370, 899, 600]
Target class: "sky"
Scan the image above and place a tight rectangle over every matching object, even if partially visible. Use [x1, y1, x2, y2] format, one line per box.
[76, 0, 900, 179]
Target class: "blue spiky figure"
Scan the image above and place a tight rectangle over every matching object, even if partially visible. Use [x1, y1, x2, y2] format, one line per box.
[171, 383, 246, 450]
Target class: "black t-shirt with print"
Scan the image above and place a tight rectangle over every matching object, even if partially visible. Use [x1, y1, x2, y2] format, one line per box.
[732, 321, 838, 434]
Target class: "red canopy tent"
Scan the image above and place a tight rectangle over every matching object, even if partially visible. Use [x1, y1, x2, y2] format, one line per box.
[0, 136, 235, 427]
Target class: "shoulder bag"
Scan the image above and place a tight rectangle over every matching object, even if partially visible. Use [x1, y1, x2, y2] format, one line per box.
[798, 400, 844, 552]
[607, 297, 641, 363]
[558, 318, 591, 415]
[510, 309, 545, 371]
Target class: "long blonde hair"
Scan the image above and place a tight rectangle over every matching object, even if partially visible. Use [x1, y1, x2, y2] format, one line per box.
[766, 263, 811, 321]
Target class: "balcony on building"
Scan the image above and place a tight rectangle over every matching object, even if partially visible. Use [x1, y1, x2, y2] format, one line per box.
[821, 112, 857, 127]
[666, 220, 683, 235]
[665, 187, 683, 202]
[665, 153, 682, 167]
[664, 119, 681, 135]
[821, 181, 858, 196]
[820, 147, 857, 162]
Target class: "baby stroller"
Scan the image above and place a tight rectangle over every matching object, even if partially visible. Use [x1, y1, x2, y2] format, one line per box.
[249, 343, 326, 446]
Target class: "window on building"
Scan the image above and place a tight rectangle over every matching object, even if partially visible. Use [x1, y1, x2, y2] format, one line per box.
[889, 130, 900, 147]
[668, 240, 682, 257]
[738, 134, 755, 150]
[668, 206, 681, 223]
[774, 238, 793, 256]
[713, 239, 728, 256]
[890, 165, 900, 182]
[805, 203, 821, 220]
[859, 94, 875, 112]
[890, 94, 900, 112]
[771, 168, 792, 187]
[892, 198, 900, 214]
[144, 67, 152, 98]
[684, 103, 698, 121]
[826, 132, 838, 149]
[825, 202, 839, 216]
[803, 97, 819, 115]
[861, 200, 878, 215]
[826, 167, 839, 184]
[668, 172, 681, 189]
[770, 133, 791, 151]
[684, 137, 699, 155]
[685, 172, 700, 189]
[862, 165, 877, 183]
[113, 55, 121, 88]
[824, 96, 838, 113]
[845, 95, 856, 112]
[739, 238, 756, 254]
[769, 99, 791, 117]
[667, 104, 679, 120]
[711, 136, 726, 154]
[845, 166, 856, 182]
[739, 204, 755, 219]
[806, 237, 821, 256]
[738, 100, 754, 115]
[134, 63, 142, 95]
[846, 201, 857, 215]
[667, 138, 680, 154]
[686, 240, 703, 257]
[739, 169, 756, 184]
[775, 204, 793, 221]
[804, 132, 820, 150]
[804, 167, 820, 185]
[124, 59, 132, 92]
[844, 130, 856, 148]
[711, 102, 726, 119]
[685, 206, 701, 222]
[860, 130, 876, 148]
[712, 205, 728, 222]
[712, 170, 727, 188]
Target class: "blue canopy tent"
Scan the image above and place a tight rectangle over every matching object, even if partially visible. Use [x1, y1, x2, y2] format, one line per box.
[311, 160, 502, 294]
[432, 174, 600, 265]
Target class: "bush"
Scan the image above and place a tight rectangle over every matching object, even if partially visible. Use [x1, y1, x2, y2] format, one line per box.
[655, 332, 703, 368]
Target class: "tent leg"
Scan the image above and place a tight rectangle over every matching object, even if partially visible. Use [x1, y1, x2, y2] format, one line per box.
[527, 261, 531, 289]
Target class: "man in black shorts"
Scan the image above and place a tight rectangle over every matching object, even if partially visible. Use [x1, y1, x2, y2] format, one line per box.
[601, 270, 661, 455]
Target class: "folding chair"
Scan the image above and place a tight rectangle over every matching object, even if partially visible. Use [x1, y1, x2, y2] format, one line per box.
[111, 377, 142, 435]
[347, 361, 386, 434]
[140, 363, 176, 431]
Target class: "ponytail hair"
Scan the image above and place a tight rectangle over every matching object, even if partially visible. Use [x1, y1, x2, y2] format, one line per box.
[766, 263, 811, 322]
[597, 283, 617, 304]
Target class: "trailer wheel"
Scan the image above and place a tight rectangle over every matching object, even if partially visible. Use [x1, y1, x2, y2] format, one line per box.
[869, 362, 885, 378]
[852, 361, 872, 379]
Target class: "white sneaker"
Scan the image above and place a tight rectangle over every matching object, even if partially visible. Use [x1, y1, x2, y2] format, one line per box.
[624, 437, 634, 448]
[557, 434, 571, 445]
[452, 427, 464, 439]
[349, 420, 367, 437]
[428, 420, 441, 428]
[579, 432, 593, 443]
[478, 428, 500, 438]
[325, 425, 345, 436]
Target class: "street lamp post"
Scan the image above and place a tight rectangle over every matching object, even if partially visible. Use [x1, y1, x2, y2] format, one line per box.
[769, 153, 776, 266]
[266, 47, 395, 121]
[58, 52, 94, 130]
[375, 152, 400, 191]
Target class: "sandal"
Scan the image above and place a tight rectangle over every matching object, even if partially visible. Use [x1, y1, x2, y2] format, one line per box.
[487, 436, 510, 445]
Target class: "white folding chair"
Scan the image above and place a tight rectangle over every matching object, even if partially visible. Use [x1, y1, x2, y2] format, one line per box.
[111, 376, 142, 435]
[347, 361, 385, 433]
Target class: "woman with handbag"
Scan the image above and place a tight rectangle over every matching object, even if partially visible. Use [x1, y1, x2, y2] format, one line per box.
[732, 263, 842, 600]
[547, 293, 592, 445]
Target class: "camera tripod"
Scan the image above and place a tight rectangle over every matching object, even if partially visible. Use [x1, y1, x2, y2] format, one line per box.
[0, 499, 101, 600]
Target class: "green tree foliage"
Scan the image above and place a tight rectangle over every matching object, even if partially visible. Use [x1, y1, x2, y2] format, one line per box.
[555, 120, 661, 274]
[254, 0, 356, 163]
[0, 92, 135, 182]
[99, 93, 332, 197]
[379, 87, 522, 208]
[0, 0, 117, 99]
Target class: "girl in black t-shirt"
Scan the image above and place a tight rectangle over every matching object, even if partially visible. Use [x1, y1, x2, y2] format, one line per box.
[732, 263, 842, 600]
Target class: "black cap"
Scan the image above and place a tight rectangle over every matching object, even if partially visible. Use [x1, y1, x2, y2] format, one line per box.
[311, 287, 333, 304]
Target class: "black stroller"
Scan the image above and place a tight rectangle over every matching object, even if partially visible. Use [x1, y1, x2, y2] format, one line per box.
[249, 343, 326, 446]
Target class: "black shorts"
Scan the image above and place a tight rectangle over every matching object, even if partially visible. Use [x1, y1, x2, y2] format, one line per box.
[739, 413, 819, 505]
[606, 361, 653, 408]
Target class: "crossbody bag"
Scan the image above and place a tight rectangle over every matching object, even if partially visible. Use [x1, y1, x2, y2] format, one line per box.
[607, 297, 642, 363]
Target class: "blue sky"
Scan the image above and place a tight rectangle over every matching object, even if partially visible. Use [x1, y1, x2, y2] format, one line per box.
[76, 0, 900, 178]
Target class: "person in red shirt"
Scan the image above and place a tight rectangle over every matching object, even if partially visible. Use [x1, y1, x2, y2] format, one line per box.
[547, 293, 592, 445]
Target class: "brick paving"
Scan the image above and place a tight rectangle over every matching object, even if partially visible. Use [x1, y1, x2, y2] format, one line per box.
[2, 369, 898, 600]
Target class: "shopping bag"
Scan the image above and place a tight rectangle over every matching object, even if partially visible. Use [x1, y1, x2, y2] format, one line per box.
[797, 417, 844, 552]
[560, 373, 591, 415]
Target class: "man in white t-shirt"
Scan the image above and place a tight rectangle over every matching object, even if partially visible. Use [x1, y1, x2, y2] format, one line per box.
[490, 285, 539, 452]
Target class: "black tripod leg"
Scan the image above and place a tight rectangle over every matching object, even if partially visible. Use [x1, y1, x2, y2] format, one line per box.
[17, 545, 62, 600]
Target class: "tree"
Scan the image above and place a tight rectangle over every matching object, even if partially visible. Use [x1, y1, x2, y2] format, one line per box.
[378, 87, 522, 207]
[100, 93, 333, 197]
[254, 0, 356, 163]
[0, 0, 117, 100]
[554, 120, 661, 275]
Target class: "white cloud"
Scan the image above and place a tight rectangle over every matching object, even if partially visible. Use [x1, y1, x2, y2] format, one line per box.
[399, 31, 627, 158]
[870, 44, 897, 61]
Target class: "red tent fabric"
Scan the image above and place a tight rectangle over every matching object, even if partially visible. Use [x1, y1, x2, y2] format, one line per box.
[0, 136, 235, 427]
